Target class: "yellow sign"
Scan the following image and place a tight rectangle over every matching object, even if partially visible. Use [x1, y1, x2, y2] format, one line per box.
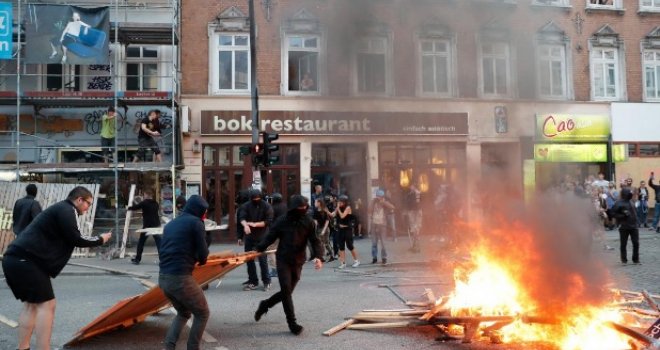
[535, 114, 610, 142]
[535, 144, 627, 163]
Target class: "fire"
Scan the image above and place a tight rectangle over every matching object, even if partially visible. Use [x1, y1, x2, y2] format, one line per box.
[443, 238, 633, 349]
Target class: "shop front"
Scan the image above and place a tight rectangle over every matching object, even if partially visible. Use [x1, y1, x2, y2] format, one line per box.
[197, 110, 469, 239]
[531, 113, 627, 193]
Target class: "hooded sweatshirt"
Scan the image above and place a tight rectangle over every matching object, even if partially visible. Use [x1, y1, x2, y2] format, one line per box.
[612, 188, 639, 230]
[158, 195, 209, 275]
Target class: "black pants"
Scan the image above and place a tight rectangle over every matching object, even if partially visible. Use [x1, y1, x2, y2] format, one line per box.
[619, 228, 639, 263]
[262, 259, 302, 325]
[245, 238, 270, 285]
[135, 232, 162, 262]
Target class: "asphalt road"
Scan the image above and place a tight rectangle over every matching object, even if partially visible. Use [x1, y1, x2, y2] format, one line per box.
[0, 229, 657, 350]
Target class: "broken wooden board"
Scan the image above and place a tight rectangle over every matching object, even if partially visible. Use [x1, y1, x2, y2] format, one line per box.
[65, 250, 265, 346]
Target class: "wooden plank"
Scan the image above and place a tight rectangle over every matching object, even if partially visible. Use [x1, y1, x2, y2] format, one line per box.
[323, 319, 355, 336]
[347, 321, 427, 330]
[67, 262, 151, 279]
[119, 185, 136, 259]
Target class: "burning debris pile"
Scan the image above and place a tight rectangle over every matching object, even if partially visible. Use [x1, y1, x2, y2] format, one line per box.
[325, 194, 660, 349]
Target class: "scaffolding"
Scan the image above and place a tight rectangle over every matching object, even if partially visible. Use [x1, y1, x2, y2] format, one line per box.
[0, 0, 181, 245]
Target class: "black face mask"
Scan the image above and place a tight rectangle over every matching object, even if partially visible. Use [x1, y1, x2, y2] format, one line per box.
[252, 199, 261, 205]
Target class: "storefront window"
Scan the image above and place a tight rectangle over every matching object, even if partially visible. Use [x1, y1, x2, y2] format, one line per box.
[232, 145, 245, 165]
[328, 147, 344, 166]
[639, 144, 660, 157]
[280, 145, 300, 165]
[217, 146, 230, 166]
[203, 146, 215, 166]
[398, 145, 414, 165]
[380, 145, 396, 166]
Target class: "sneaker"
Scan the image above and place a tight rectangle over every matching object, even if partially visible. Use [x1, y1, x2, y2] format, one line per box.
[372, 258, 378, 264]
[352, 260, 360, 268]
[288, 323, 304, 335]
[131, 258, 140, 265]
[263, 283, 271, 292]
[633, 261, 642, 265]
[254, 300, 269, 322]
[243, 283, 258, 291]
[269, 268, 278, 278]
[241, 280, 251, 285]
[381, 258, 387, 265]
[338, 262, 346, 269]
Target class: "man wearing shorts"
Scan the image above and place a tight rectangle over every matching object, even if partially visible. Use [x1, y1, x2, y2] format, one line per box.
[2, 186, 111, 350]
[133, 109, 162, 162]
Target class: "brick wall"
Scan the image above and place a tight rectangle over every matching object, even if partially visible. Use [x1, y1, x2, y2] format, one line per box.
[182, 0, 659, 102]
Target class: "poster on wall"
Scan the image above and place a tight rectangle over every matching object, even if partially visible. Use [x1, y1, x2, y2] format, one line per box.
[25, 5, 109, 65]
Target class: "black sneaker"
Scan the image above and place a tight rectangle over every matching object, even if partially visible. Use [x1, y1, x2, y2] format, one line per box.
[243, 283, 258, 291]
[289, 323, 304, 335]
[254, 300, 269, 322]
[131, 258, 140, 265]
[381, 258, 387, 265]
[372, 258, 378, 264]
[241, 280, 251, 285]
[263, 283, 271, 292]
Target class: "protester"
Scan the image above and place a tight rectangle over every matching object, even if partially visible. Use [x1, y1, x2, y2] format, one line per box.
[369, 189, 394, 264]
[268, 192, 288, 277]
[133, 109, 162, 162]
[12, 183, 42, 236]
[636, 180, 649, 228]
[158, 195, 210, 350]
[313, 198, 334, 262]
[238, 189, 274, 291]
[648, 172, 660, 232]
[403, 183, 423, 253]
[128, 190, 162, 265]
[334, 195, 360, 268]
[2, 186, 111, 350]
[611, 187, 641, 265]
[254, 195, 323, 335]
[100, 106, 116, 163]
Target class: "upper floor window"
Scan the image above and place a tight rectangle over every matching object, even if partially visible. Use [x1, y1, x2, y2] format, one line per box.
[537, 44, 568, 99]
[126, 45, 158, 91]
[591, 47, 619, 99]
[644, 50, 660, 101]
[214, 34, 249, 93]
[479, 42, 511, 97]
[420, 39, 452, 96]
[586, 0, 622, 9]
[285, 35, 319, 93]
[355, 36, 390, 95]
[532, 0, 570, 6]
[641, 0, 660, 10]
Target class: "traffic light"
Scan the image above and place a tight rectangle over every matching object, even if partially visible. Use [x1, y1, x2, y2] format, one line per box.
[253, 143, 266, 165]
[262, 132, 280, 166]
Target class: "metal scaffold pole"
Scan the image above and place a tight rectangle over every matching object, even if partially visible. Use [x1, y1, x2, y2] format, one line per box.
[15, 0, 22, 182]
[113, 0, 120, 246]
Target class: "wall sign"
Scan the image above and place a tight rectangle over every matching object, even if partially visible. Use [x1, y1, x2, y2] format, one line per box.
[201, 111, 468, 136]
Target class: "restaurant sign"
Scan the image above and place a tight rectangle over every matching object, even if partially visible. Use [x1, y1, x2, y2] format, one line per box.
[535, 114, 610, 142]
[200, 111, 468, 136]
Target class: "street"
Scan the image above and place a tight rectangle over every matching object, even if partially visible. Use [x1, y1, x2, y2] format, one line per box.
[0, 229, 658, 350]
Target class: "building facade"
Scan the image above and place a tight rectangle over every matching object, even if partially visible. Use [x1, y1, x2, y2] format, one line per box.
[181, 0, 659, 237]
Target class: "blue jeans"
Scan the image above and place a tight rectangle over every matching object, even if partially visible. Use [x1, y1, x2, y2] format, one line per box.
[637, 200, 648, 227]
[652, 202, 660, 228]
[159, 274, 209, 350]
[371, 224, 388, 260]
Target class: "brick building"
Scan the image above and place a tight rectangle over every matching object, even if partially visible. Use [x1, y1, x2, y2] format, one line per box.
[180, 0, 660, 237]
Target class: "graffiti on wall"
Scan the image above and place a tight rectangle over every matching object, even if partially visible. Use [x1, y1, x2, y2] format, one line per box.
[83, 109, 127, 135]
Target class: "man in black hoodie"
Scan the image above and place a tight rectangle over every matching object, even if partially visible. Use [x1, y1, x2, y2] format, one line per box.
[253, 195, 323, 335]
[3, 186, 111, 350]
[238, 189, 274, 291]
[612, 187, 640, 265]
[12, 183, 42, 236]
[158, 195, 210, 350]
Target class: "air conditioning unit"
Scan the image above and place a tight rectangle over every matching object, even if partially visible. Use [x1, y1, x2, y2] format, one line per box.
[181, 105, 191, 135]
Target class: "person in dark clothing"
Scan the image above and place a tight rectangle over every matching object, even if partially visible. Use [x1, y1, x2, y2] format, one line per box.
[158, 195, 210, 350]
[254, 195, 323, 335]
[2, 186, 111, 350]
[238, 189, 274, 291]
[128, 190, 162, 265]
[12, 183, 42, 236]
[612, 187, 641, 265]
[648, 172, 660, 232]
[268, 193, 288, 277]
[132, 109, 162, 162]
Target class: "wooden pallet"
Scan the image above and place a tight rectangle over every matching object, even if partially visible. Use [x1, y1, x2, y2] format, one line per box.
[0, 182, 99, 257]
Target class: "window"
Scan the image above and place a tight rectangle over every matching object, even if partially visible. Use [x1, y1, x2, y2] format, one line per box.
[537, 44, 567, 99]
[125, 45, 159, 91]
[644, 50, 660, 100]
[285, 35, 319, 93]
[480, 42, 511, 97]
[420, 39, 452, 96]
[533, 0, 570, 6]
[45, 64, 80, 91]
[586, 0, 622, 9]
[212, 33, 249, 94]
[591, 47, 620, 99]
[641, 0, 660, 10]
[356, 37, 389, 94]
